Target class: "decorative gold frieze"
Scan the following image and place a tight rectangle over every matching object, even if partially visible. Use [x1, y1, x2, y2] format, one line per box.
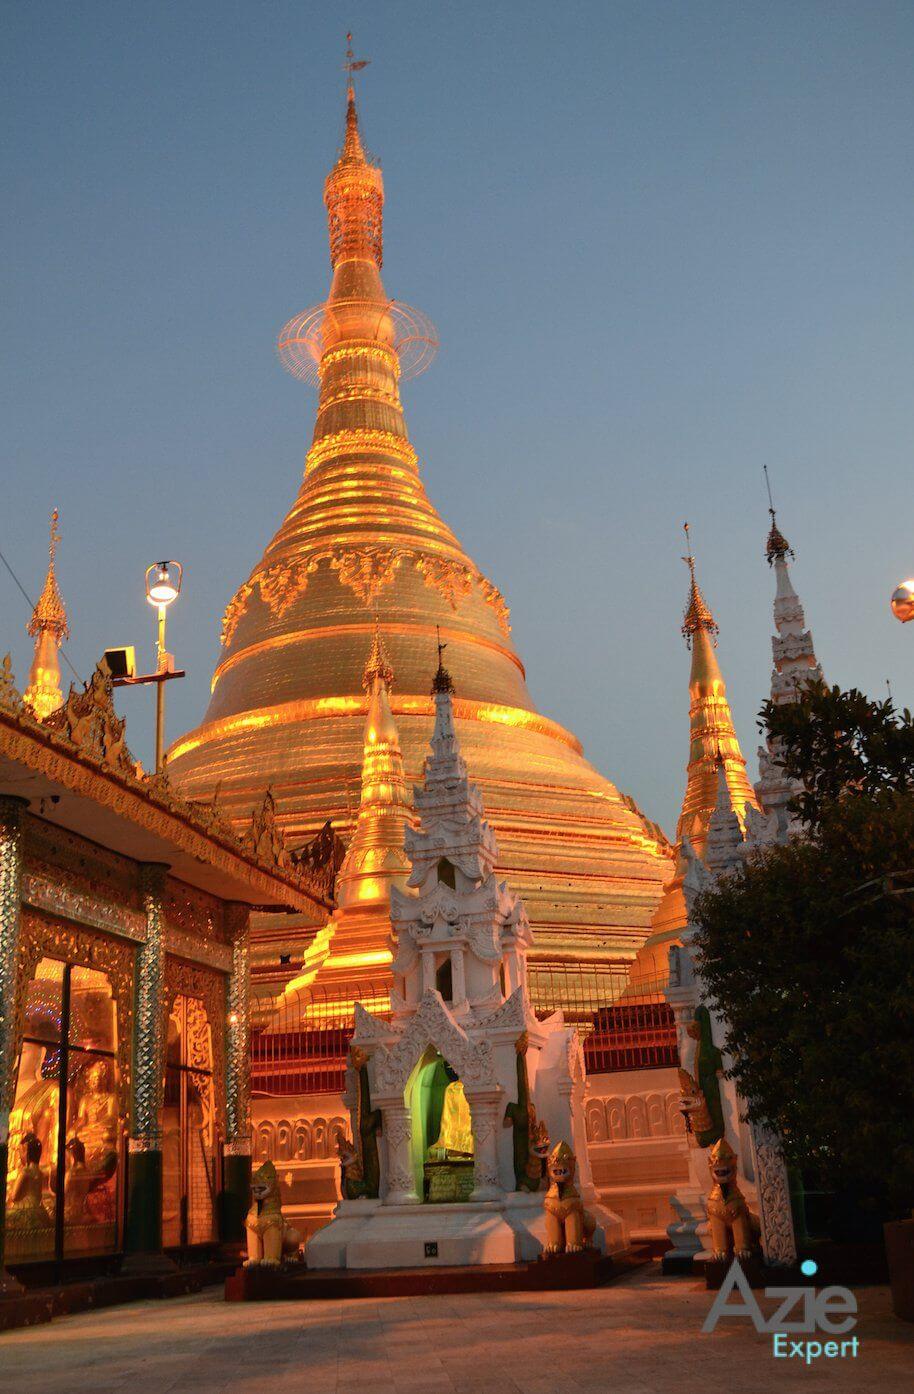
[164, 877, 224, 943]
[330, 548, 404, 606]
[415, 556, 473, 610]
[21, 872, 146, 943]
[164, 925, 232, 973]
[477, 576, 511, 636]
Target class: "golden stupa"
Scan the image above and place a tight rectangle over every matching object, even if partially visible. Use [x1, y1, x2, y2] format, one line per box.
[167, 69, 671, 995]
[630, 531, 758, 981]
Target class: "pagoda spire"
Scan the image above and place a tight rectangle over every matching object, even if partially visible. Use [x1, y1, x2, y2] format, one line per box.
[629, 528, 758, 975]
[24, 509, 69, 721]
[334, 627, 412, 911]
[755, 479, 824, 827]
[677, 524, 757, 860]
[278, 630, 413, 1002]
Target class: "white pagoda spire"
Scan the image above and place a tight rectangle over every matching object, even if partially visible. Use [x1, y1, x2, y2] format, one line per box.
[755, 484, 824, 832]
[389, 640, 530, 1016]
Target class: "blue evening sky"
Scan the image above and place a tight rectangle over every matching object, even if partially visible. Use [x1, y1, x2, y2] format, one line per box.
[3, 1, 913, 835]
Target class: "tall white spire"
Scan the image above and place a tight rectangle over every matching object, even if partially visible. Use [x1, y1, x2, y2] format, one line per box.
[755, 490, 824, 831]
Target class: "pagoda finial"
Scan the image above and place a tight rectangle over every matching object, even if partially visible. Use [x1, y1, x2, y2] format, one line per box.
[363, 615, 394, 692]
[340, 31, 371, 161]
[27, 509, 68, 643]
[763, 466, 793, 565]
[681, 522, 719, 648]
[431, 625, 454, 695]
[24, 509, 69, 721]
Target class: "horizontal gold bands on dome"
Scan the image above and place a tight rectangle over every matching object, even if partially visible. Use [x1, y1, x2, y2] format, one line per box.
[319, 342, 400, 378]
[318, 384, 404, 413]
[168, 693, 584, 764]
[211, 621, 525, 693]
[305, 429, 417, 475]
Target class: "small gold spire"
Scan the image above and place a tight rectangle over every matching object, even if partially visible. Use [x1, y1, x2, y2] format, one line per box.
[337, 32, 372, 167]
[681, 523, 719, 646]
[431, 625, 455, 695]
[27, 509, 69, 643]
[763, 466, 793, 565]
[362, 616, 394, 691]
[24, 509, 69, 721]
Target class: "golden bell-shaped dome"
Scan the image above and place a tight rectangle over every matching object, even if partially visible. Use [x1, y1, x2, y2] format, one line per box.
[167, 83, 671, 996]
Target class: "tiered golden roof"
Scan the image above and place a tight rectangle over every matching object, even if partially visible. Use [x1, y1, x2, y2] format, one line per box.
[167, 77, 671, 996]
[24, 510, 69, 722]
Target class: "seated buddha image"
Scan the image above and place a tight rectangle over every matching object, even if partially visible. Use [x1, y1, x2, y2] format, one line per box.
[7, 1044, 61, 1196]
[6, 1133, 53, 1254]
[429, 1080, 474, 1159]
[71, 1059, 118, 1169]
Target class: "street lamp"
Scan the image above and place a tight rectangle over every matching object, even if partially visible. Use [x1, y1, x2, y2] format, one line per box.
[108, 563, 186, 774]
[145, 562, 182, 772]
[891, 579, 914, 625]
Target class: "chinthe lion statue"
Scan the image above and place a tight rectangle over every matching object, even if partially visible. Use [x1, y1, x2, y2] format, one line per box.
[706, 1138, 760, 1262]
[542, 1140, 596, 1256]
[244, 1159, 301, 1267]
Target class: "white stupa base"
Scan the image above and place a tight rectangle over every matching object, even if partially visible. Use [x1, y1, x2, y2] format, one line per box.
[664, 1186, 711, 1263]
[306, 1190, 627, 1271]
[307, 1198, 515, 1270]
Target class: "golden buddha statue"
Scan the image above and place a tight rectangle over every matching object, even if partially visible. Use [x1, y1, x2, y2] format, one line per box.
[62, 1137, 92, 1225]
[71, 1059, 118, 1171]
[6, 1133, 53, 1257]
[430, 1080, 474, 1159]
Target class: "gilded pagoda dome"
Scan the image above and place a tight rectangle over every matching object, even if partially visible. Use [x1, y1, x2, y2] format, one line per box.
[167, 77, 672, 997]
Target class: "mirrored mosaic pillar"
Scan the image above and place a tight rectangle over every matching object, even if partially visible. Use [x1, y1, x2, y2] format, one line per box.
[0, 796, 28, 1295]
[124, 862, 171, 1267]
[221, 903, 251, 1250]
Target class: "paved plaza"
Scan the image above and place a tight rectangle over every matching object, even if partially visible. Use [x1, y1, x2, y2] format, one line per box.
[1, 1266, 911, 1394]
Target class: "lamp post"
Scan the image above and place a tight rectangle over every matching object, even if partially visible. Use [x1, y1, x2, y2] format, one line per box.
[145, 561, 182, 772]
[891, 580, 914, 625]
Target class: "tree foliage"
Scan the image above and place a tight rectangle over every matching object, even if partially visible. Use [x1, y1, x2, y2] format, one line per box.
[762, 680, 914, 829]
[694, 685, 914, 1214]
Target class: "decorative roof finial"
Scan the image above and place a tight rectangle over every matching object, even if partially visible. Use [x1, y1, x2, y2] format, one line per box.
[763, 465, 793, 566]
[343, 30, 370, 98]
[681, 522, 719, 648]
[362, 615, 394, 691]
[27, 508, 69, 644]
[339, 31, 371, 162]
[431, 625, 454, 695]
[24, 509, 69, 721]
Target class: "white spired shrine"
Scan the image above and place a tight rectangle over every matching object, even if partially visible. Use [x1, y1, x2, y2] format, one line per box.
[307, 654, 626, 1270]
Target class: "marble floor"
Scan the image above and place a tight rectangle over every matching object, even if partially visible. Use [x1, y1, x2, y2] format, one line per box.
[1, 1266, 911, 1393]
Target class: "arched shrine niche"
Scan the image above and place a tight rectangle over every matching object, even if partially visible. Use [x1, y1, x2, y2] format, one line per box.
[405, 1046, 475, 1203]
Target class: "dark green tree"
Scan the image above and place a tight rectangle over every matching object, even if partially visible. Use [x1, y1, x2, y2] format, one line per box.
[693, 684, 914, 1215]
[762, 680, 914, 829]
